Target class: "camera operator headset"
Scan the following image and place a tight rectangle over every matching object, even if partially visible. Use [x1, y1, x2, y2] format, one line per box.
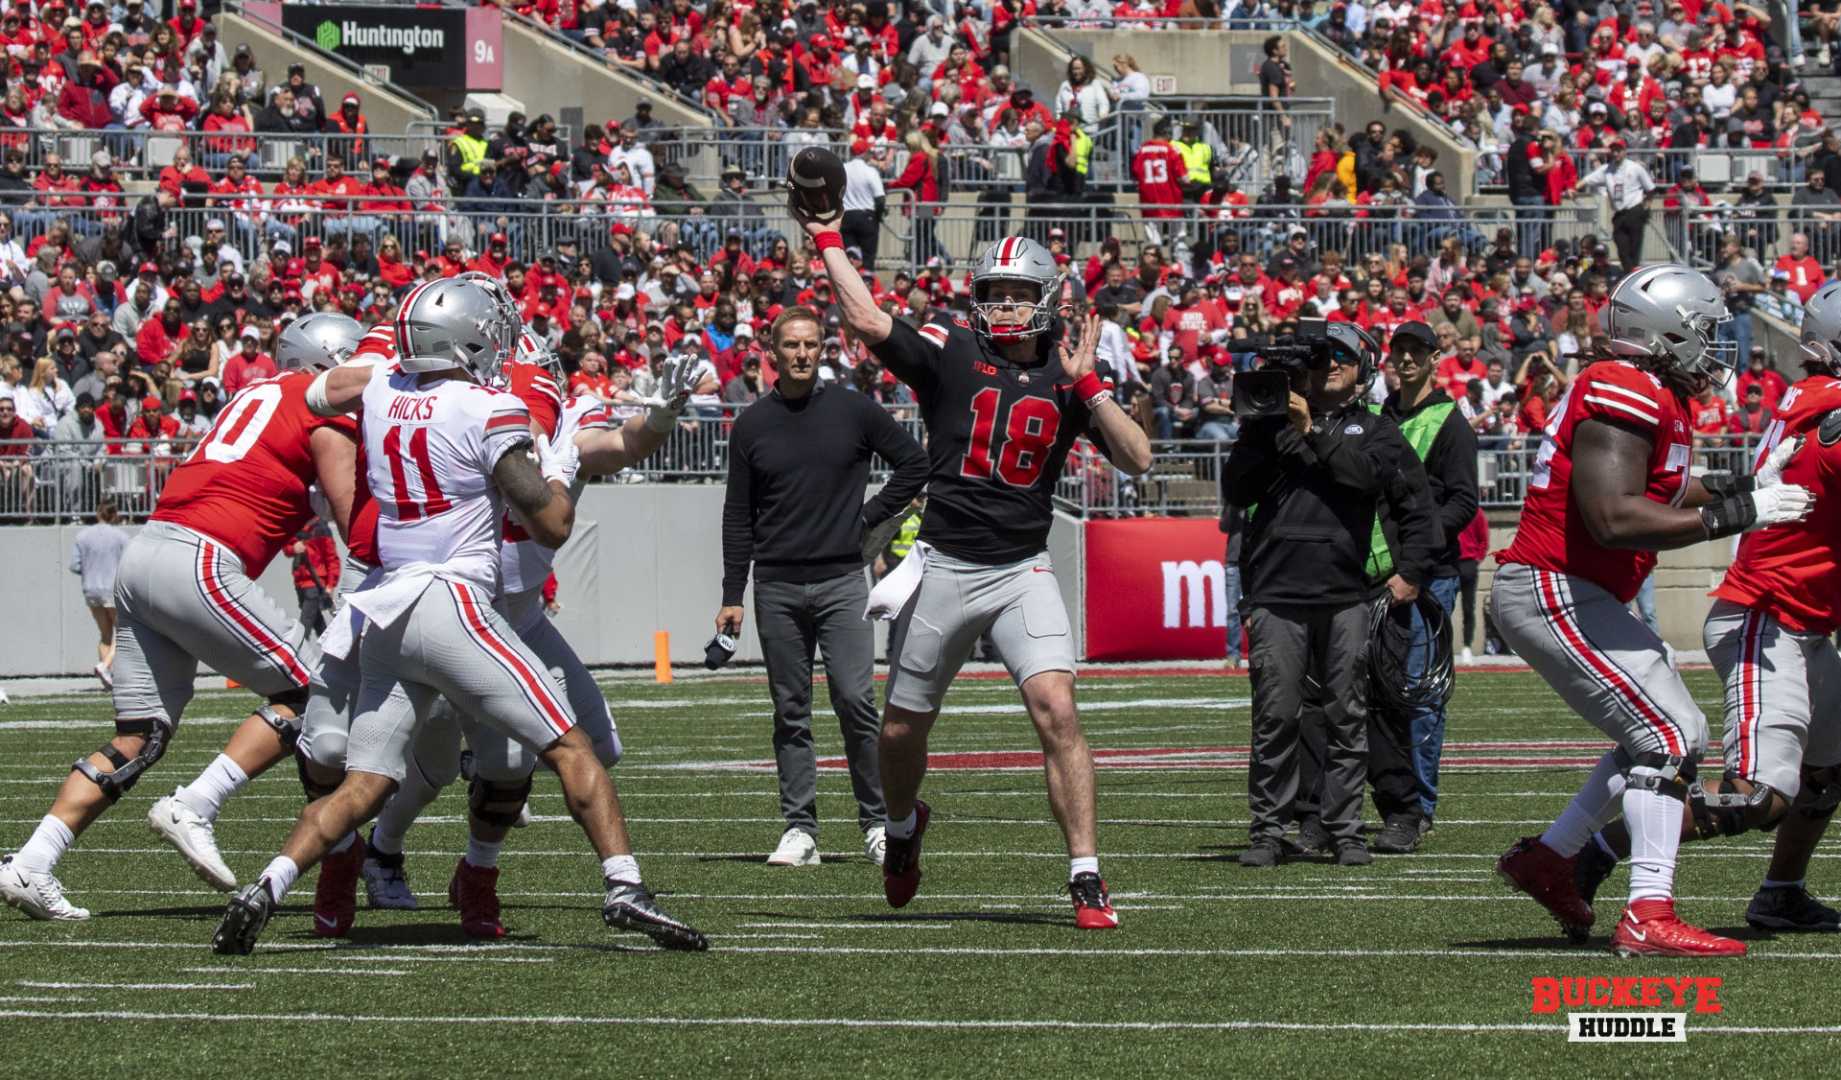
[1223, 320, 1441, 868]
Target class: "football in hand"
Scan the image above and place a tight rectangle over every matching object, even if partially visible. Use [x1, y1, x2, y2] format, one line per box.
[787, 146, 846, 222]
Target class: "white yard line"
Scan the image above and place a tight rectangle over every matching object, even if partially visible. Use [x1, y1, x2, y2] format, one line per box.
[17, 980, 254, 991]
[738, 921, 955, 931]
[178, 966, 411, 977]
[0, 1007, 1832, 1036]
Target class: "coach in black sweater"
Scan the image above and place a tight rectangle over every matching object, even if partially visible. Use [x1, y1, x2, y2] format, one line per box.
[717, 306, 928, 867]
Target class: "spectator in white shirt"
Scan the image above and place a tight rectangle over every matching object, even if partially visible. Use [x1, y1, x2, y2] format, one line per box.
[605, 123, 656, 197]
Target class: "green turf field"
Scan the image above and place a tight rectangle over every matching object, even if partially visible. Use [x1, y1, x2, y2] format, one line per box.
[0, 667, 1835, 1077]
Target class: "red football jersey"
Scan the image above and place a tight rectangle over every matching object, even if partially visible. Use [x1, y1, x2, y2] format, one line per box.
[1131, 140, 1187, 216]
[1715, 421, 1841, 633]
[154, 371, 353, 576]
[503, 360, 563, 439]
[1497, 360, 1694, 603]
[1750, 375, 1841, 471]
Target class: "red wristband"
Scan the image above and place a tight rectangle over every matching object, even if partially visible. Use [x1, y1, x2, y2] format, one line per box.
[814, 231, 844, 253]
[1073, 372, 1106, 403]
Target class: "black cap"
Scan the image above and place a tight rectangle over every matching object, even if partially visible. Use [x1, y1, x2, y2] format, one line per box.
[1390, 320, 1439, 352]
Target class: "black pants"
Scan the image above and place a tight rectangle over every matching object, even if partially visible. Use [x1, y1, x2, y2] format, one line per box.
[1612, 206, 1649, 271]
[754, 572, 887, 836]
[1457, 558, 1479, 648]
[294, 586, 327, 637]
[1297, 676, 1420, 826]
[841, 210, 879, 267]
[1246, 601, 1371, 844]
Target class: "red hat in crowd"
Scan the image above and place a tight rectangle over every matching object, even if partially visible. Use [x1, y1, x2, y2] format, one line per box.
[141, 395, 163, 411]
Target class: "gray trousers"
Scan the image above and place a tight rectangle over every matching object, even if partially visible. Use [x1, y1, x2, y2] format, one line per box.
[755, 571, 887, 836]
[1245, 601, 1372, 844]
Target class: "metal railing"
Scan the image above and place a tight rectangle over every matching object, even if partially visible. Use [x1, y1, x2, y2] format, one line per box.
[1479, 145, 1819, 194]
[0, 426, 1768, 522]
[0, 127, 447, 176]
[1050, 432, 1770, 518]
[1686, 211, 1841, 275]
[2, 194, 1604, 274]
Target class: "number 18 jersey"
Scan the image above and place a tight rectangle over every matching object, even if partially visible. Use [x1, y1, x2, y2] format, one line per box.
[359, 363, 533, 591]
[153, 370, 356, 576]
[869, 316, 1098, 564]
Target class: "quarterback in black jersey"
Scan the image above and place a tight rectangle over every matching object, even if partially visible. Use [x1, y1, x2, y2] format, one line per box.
[794, 198, 1152, 930]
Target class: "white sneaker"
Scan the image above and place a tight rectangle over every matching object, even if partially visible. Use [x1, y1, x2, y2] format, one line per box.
[0, 855, 88, 921]
[1460, 647, 1474, 665]
[765, 828, 820, 866]
[863, 826, 887, 867]
[513, 802, 532, 828]
[93, 662, 112, 690]
[147, 794, 237, 892]
[361, 853, 419, 910]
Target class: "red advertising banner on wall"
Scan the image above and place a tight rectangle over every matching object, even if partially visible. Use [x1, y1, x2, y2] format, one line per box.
[1084, 518, 1233, 661]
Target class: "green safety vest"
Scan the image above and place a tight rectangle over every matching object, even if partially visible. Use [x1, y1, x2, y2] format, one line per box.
[1361, 399, 1455, 583]
[889, 512, 922, 559]
[1175, 139, 1212, 184]
[1072, 127, 1092, 176]
[451, 132, 488, 178]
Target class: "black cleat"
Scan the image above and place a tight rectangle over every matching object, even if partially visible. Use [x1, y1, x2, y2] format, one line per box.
[1572, 838, 1619, 943]
[1372, 814, 1422, 854]
[1291, 816, 1331, 856]
[212, 881, 275, 955]
[603, 879, 709, 951]
[1746, 885, 1841, 932]
[1238, 839, 1283, 868]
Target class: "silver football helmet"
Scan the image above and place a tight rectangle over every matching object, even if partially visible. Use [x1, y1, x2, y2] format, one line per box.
[395, 277, 519, 385]
[1600, 263, 1738, 383]
[275, 312, 363, 372]
[1800, 280, 1841, 374]
[970, 235, 1063, 342]
[515, 327, 564, 383]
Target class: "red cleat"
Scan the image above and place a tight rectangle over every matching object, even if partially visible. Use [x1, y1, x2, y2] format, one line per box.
[1611, 899, 1747, 958]
[311, 833, 367, 938]
[882, 801, 930, 909]
[1069, 872, 1119, 929]
[449, 858, 505, 939]
[1497, 836, 1595, 940]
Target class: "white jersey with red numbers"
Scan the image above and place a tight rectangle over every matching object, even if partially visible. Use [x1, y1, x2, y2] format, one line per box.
[1751, 375, 1841, 471]
[358, 362, 532, 592]
[1497, 360, 1693, 604]
[153, 369, 356, 576]
[500, 393, 616, 595]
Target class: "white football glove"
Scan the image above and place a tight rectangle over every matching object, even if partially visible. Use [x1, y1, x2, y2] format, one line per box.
[638, 354, 698, 432]
[1756, 435, 1803, 488]
[534, 432, 577, 487]
[1746, 483, 1816, 530]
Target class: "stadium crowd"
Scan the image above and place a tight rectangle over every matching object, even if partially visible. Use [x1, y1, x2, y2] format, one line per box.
[0, 0, 1830, 526]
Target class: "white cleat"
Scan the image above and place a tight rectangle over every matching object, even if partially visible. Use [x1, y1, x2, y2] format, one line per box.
[513, 802, 532, 829]
[0, 855, 89, 921]
[765, 828, 820, 867]
[863, 826, 887, 867]
[147, 794, 237, 892]
[1460, 647, 1474, 665]
[361, 853, 420, 910]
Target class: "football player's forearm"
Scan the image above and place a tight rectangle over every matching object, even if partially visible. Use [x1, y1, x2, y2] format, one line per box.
[820, 246, 892, 343]
[1090, 400, 1152, 475]
[1585, 497, 1710, 550]
[577, 417, 669, 476]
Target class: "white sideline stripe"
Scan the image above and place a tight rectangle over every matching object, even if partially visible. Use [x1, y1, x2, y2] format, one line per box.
[17, 980, 254, 991]
[0, 995, 89, 1003]
[0, 1007, 1835, 1036]
[179, 967, 411, 978]
[51, 887, 1792, 904]
[9, 938, 1841, 962]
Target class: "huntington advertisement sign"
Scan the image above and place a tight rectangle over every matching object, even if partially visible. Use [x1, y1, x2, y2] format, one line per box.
[274, 4, 503, 91]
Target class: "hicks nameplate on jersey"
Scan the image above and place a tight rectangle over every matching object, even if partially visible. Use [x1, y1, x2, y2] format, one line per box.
[788, 147, 846, 219]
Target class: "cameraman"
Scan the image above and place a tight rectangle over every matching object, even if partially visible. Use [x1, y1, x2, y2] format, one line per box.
[1224, 323, 1436, 868]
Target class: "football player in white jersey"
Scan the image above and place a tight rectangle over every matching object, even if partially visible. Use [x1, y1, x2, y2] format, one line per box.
[357, 347, 699, 935]
[212, 277, 706, 954]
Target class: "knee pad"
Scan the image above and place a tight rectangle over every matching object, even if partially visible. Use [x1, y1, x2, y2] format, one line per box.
[267, 686, 310, 715]
[593, 728, 623, 769]
[294, 747, 342, 801]
[255, 704, 302, 751]
[1615, 746, 1696, 800]
[467, 775, 533, 827]
[71, 718, 171, 802]
[1795, 765, 1841, 821]
[1688, 774, 1785, 839]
